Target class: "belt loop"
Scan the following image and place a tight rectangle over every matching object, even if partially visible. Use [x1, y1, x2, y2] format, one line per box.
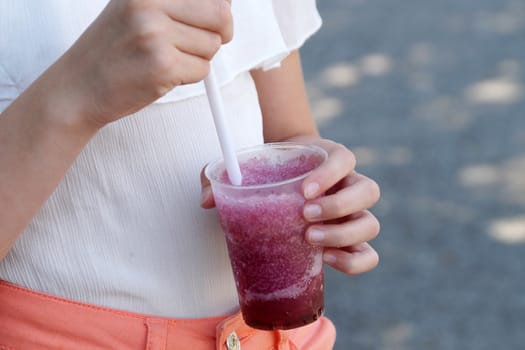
[144, 318, 168, 350]
[276, 330, 299, 350]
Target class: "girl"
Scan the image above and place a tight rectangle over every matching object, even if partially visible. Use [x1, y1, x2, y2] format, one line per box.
[0, 0, 380, 348]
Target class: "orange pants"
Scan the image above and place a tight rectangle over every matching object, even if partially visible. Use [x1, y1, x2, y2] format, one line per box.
[0, 280, 336, 349]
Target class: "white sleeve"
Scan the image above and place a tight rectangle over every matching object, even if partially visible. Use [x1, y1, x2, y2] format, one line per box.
[155, 0, 323, 103]
[0, 0, 322, 107]
[271, 0, 322, 52]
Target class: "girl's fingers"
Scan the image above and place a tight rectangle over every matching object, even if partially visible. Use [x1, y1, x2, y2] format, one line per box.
[303, 173, 380, 222]
[323, 243, 379, 275]
[302, 141, 356, 200]
[161, 17, 222, 59]
[200, 186, 215, 208]
[162, 47, 211, 86]
[200, 166, 215, 208]
[163, 0, 233, 43]
[306, 210, 380, 247]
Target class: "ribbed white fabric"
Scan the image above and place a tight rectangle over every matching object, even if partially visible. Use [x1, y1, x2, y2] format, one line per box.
[0, 1, 321, 318]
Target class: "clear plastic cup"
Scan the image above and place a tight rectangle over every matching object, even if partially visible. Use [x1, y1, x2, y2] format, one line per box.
[205, 142, 328, 330]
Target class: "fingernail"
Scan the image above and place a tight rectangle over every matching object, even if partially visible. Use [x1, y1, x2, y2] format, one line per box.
[304, 204, 322, 219]
[323, 253, 337, 264]
[201, 187, 212, 205]
[308, 229, 325, 244]
[304, 182, 320, 199]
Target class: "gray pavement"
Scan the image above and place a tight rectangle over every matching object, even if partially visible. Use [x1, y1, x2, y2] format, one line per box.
[300, 1, 525, 349]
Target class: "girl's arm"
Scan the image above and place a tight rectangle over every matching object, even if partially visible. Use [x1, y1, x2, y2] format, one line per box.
[250, 51, 319, 142]
[0, 0, 233, 260]
[0, 62, 99, 259]
[250, 51, 381, 275]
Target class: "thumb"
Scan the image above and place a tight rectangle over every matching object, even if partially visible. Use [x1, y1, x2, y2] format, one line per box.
[200, 165, 215, 209]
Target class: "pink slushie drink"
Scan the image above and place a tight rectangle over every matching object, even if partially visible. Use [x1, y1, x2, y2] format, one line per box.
[205, 143, 327, 330]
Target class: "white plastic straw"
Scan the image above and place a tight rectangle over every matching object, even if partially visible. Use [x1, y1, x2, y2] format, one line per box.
[204, 70, 243, 185]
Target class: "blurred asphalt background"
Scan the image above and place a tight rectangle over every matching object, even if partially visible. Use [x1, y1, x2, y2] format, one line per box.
[300, 1, 525, 349]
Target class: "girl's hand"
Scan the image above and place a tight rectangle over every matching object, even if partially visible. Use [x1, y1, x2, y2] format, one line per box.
[300, 138, 381, 275]
[52, 0, 233, 128]
[201, 138, 381, 275]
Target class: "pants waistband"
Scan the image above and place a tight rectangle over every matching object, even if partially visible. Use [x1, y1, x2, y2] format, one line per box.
[0, 280, 336, 350]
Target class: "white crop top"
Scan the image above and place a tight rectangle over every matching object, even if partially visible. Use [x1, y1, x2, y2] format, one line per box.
[0, 0, 321, 318]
